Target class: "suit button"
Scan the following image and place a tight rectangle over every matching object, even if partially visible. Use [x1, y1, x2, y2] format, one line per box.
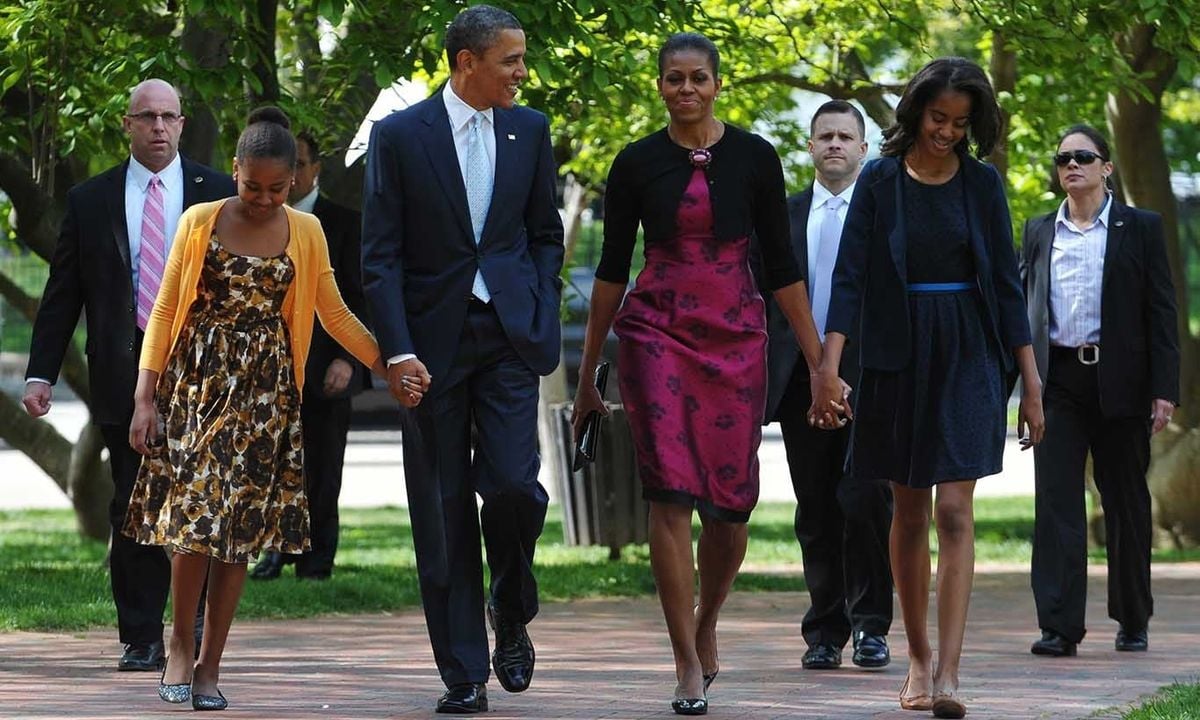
[128, 305, 134, 314]
[127, 342, 134, 351]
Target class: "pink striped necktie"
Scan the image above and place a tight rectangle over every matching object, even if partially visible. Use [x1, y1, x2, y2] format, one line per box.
[136, 175, 166, 331]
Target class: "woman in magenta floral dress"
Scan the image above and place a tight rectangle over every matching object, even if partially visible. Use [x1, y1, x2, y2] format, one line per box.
[572, 33, 833, 715]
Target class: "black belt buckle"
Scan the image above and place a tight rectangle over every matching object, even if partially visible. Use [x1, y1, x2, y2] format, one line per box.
[1077, 344, 1099, 365]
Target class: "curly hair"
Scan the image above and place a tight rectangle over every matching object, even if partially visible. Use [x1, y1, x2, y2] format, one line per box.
[880, 57, 1001, 159]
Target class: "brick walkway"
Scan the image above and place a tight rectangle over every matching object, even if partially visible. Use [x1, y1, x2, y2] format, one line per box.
[1, 565, 1197, 719]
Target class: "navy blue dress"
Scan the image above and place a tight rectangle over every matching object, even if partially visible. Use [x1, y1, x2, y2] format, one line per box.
[848, 168, 1006, 488]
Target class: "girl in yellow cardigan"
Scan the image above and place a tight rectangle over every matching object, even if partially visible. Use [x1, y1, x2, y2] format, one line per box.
[123, 107, 402, 710]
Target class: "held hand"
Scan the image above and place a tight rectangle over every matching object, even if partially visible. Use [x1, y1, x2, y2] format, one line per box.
[1151, 398, 1175, 435]
[322, 359, 353, 396]
[22, 382, 52, 417]
[1018, 393, 1045, 450]
[387, 358, 432, 409]
[570, 379, 609, 443]
[807, 370, 848, 430]
[128, 400, 161, 456]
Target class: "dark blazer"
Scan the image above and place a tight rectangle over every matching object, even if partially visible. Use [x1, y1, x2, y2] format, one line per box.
[361, 94, 565, 385]
[26, 157, 234, 424]
[760, 188, 860, 423]
[826, 154, 1031, 372]
[304, 195, 370, 401]
[1019, 201, 1179, 416]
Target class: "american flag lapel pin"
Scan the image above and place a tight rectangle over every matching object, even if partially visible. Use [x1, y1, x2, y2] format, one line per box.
[194, 176, 203, 183]
[507, 133, 516, 140]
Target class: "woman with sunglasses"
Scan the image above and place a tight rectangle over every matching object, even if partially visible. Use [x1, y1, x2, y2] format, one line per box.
[1021, 124, 1179, 659]
[810, 57, 1045, 718]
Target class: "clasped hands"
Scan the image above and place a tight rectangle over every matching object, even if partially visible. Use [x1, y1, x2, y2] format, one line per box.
[387, 358, 433, 409]
[807, 370, 853, 430]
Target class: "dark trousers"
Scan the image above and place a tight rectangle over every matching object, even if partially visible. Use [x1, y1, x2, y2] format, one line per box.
[1031, 347, 1153, 643]
[294, 395, 352, 577]
[777, 373, 894, 649]
[401, 301, 548, 687]
[100, 423, 171, 645]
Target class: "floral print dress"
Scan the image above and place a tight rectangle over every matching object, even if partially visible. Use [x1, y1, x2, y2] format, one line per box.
[125, 236, 308, 563]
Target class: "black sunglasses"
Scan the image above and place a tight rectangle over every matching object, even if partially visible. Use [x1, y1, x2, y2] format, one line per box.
[1053, 149, 1106, 167]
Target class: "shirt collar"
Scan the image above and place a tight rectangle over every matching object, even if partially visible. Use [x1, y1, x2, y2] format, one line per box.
[443, 82, 494, 132]
[128, 153, 182, 192]
[812, 178, 856, 211]
[290, 185, 320, 214]
[1055, 193, 1112, 232]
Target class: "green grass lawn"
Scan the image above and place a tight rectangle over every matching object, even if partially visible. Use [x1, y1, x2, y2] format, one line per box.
[2, 497, 1197, 633]
[1123, 681, 1200, 719]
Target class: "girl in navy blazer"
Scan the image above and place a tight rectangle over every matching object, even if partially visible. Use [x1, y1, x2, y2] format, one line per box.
[811, 57, 1044, 718]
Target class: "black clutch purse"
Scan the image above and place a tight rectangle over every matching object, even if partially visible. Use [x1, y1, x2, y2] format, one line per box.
[573, 361, 610, 471]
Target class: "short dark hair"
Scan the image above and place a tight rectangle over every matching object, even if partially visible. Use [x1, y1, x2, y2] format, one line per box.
[1056, 123, 1110, 160]
[445, 5, 523, 71]
[296, 130, 321, 165]
[811, 100, 866, 140]
[236, 106, 297, 169]
[880, 57, 1002, 159]
[657, 32, 720, 79]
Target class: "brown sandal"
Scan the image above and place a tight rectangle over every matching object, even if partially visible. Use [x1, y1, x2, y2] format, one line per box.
[932, 689, 967, 718]
[899, 674, 933, 711]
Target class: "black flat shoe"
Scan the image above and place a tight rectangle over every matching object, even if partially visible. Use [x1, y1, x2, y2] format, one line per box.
[672, 696, 708, 716]
[801, 643, 842, 670]
[118, 641, 165, 671]
[191, 685, 227, 711]
[852, 632, 891, 668]
[157, 664, 191, 704]
[436, 683, 488, 714]
[1115, 626, 1148, 652]
[1031, 629, 1078, 657]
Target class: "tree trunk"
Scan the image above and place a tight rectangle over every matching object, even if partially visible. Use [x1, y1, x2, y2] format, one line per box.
[987, 32, 1016, 182]
[246, 0, 280, 105]
[179, 16, 232, 166]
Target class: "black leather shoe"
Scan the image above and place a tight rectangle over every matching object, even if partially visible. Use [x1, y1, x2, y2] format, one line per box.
[249, 552, 286, 580]
[488, 603, 534, 693]
[852, 632, 891, 668]
[436, 683, 488, 714]
[1031, 630, 1078, 656]
[671, 696, 708, 715]
[1115, 626, 1148, 652]
[801, 643, 842, 670]
[118, 641, 165, 671]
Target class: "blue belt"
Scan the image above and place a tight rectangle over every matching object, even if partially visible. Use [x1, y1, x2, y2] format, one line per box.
[907, 282, 973, 294]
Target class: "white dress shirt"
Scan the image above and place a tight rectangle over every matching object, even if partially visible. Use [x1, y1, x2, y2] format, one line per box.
[291, 184, 319, 214]
[387, 84, 497, 367]
[1049, 194, 1111, 347]
[126, 153, 185, 297]
[806, 179, 856, 339]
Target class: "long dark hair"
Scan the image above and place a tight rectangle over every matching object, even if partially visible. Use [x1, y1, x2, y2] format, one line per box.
[880, 57, 1002, 159]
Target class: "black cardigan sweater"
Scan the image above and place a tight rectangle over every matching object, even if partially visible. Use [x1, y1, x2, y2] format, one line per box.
[595, 125, 803, 290]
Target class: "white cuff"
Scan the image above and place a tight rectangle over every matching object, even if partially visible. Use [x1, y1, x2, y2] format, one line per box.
[387, 354, 417, 366]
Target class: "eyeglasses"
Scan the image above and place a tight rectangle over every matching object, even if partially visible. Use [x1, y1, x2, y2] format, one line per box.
[1053, 149, 1105, 167]
[126, 111, 183, 125]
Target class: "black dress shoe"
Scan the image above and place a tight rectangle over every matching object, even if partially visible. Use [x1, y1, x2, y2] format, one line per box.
[671, 695, 708, 716]
[436, 683, 488, 714]
[1115, 626, 1148, 652]
[488, 603, 534, 693]
[118, 641, 165, 671]
[801, 643, 842, 670]
[1031, 630, 1078, 657]
[249, 552, 286, 580]
[852, 632, 891, 668]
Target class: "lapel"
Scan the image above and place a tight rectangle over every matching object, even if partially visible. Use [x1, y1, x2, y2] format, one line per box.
[1102, 199, 1127, 293]
[791, 188, 814, 266]
[877, 157, 907, 282]
[960, 158, 990, 273]
[482, 107, 517, 248]
[180, 156, 205, 208]
[106, 161, 132, 275]
[417, 97, 474, 244]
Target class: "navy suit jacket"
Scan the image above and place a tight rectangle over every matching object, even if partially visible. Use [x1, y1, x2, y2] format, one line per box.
[826, 154, 1031, 373]
[26, 156, 234, 424]
[1019, 202, 1179, 416]
[361, 94, 565, 386]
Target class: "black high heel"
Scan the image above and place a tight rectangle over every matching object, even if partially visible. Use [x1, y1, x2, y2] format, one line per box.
[702, 670, 718, 692]
[157, 662, 191, 704]
[671, 695, 708, 716]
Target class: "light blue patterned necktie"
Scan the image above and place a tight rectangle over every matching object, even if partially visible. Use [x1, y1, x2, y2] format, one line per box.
[466, 112, 492, 302]
[810, 194, 845, 339]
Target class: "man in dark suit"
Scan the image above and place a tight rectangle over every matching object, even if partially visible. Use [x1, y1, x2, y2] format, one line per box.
[1021, 126, 1179, 657]
[22, 79, 233, 671]
[361, 5, 564, 714]
[762, 100, 893, 671]
[250, 131, 369, 582]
